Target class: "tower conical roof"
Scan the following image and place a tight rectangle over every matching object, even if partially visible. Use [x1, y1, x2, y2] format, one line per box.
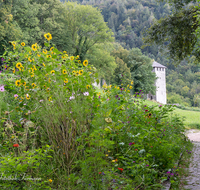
[152, 61, 166, 68]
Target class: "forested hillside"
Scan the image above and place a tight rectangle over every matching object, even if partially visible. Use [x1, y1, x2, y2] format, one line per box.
[61, 0, 200, 107]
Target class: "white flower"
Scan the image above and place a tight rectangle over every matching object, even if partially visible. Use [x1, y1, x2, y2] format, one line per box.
[83, 92, 89, 96]
[69, 96, 75, 100]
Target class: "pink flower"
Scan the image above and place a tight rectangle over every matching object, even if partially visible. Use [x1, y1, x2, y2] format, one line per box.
[14, 94, 18, 98]
[0, 86, 5, 92]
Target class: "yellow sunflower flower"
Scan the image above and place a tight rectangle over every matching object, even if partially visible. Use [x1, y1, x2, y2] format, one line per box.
[28, 57, 32, 62]
[62, 69, 67, 74]
[32, 83, 36, 88]
[16, 62, 22, 69]
[42, 63, 45, 67]
[26, 94, 30, 100]
[86, 85, 90, 89]
[63, 51, 67, 54]
[21, 42, 25, 46]
[46, 55, 51, 58]
[46, 87, 50, 92]
[79, 70, 83, 75]
[33, 65, 37, 71]
[31, 74, 34, 77]
[44, 33, 52, 41]
[37, 54, 41, 57]
[32, 43, 38, 51]
[78, 60, 81, 64]
[83, 60, 88, 66]
[48, 78, 51, 83]
[131, 81, 134, 85]
[129, 86, 133, 89]
[70, 56, 74, 61]
[51, 70, 55, 74]
[49, 179, 52, 183]
[43, 49, 47, 54]
[13, 68, 15, 73]
[23, 82, 26, 86]
[48, 97, 52, 101]
[50, 47, 54, 51]
[62, 55, 66, 59]
[64, 78, 68, 83]
[15, 80, 21, 86]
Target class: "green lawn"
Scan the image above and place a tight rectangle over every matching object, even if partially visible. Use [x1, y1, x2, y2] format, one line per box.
[143, 99, 200, 129]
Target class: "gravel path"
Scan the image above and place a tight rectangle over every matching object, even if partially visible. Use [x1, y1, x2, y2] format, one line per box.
[182, 129, 200, 190]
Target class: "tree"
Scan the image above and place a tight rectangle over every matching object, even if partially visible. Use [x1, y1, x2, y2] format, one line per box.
[143, 0, 199, 63]
[0, 0, 21, 56]
[62, 2, 114, 61]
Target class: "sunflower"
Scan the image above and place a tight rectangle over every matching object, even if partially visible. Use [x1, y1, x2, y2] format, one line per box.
[70, 56, 74, 61]
[37, 54, 41, 57]
[62, 69, 67, 74]
[29, 51, 32, 55]
[43, 49, 47, 54]
[72, 70, 76, 75]
[63, 51, 67, 54]
[50, 47, 54, 51]
[78, 60, 81, 64]
[15, 80, 21, 86]
[25, 86, 29, 91]
[62, 55, 66, 59]
[32, 83, 36, 88]
[46, 87, 50, 92]
[26, 94, 30, 100]
[46, 55, 51, 58]
[131, 81, 134, 85]
[64, 78, 68, 83]
[48, 78, 51, 83]
[31, 74, 34, 77]
[76, 55, 80, 59]
[76, 71, 79, 76]
[51, 70, 55, 74]
[33, 65, 37, 71]
[86, 85, 90, 89]
[44, 33, 52, 41]
[48, 97, 52, 101]
[42, 63, 45, 67]
[129, 86, 133, 89]
[32, 43, 38, 51]
[28, 57, 32, 62]
[11, 41, 16, 46]
[79, 70, 83, 75]
[23, 82, 26, 86]
[83, 60, 88, 66]
[16, 62, 22, 69]
[21, 42, 25, 46]
[13, 68, 15, 73]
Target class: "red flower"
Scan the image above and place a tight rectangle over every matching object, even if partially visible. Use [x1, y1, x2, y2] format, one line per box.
[118, 167, 123, 172]
[135, 149, 138, 151]
[13, 144, 19, 147]
[98, 172, 101, 174]
[145, 110, 148, 112]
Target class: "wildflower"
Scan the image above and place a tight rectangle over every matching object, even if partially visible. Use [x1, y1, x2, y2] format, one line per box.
[16, 62, 22, 69]
[79, 70, 83, 75]
[62, 55, 66, 59]
[23, 82, 26, 86]
[70, 56, 74, 61]
[64, 78, 68, 83]
[129, 142, 135, 146]
[15, 80, 21, 86]
[48, 78, 51, 83]
[44, 33, 52, 41]
[145, 109, 148, 112]
[69, 96, 75, 100]
[32, 83, 36, 88]
[48, 179, 52, 183]
[13, 144, 19, 147]
[135, 149, 138, 151]
[99, 172, 101, 174]
[112, 160, 116, 163]
[62, 69, 67, 74]
[106, 154, 108, 156]
[129, 86, 133, 89]
[21, 42, 25, 46]
[159, 105, 162, 107]
[46, 88, 50, 92]
[51, 70, 55, 74]
[48, 97, 52, 101]
[43, 49, 47, 54]
[83, 60, 88, 66]
[118, 168, 123, 172]
[83, 92, 89, 96]
[26, 94, 30, 100]
[39, 99, 43, 102]
[0, 86, 4, 92]
[47, 55, 51, 58]
[63, 51, 67, 54]
[50, 47, 54, 51]
[13, 68, 15, 73]
[78, 60, 81, 63]
[131, 81, 134, 85]
[42, 63, 45, 67]
[14, 94, 18, 99]
[146, 165, 149, 167]
[105, 118, 112, 123]
[32, 43, 38, 51]
[86, 85, 90, 89]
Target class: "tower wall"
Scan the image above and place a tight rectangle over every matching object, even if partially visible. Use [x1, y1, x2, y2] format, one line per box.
[154, 67, 167, 104]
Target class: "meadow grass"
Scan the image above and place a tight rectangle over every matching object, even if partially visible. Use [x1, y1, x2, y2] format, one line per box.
[143, 99, 200, 129]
